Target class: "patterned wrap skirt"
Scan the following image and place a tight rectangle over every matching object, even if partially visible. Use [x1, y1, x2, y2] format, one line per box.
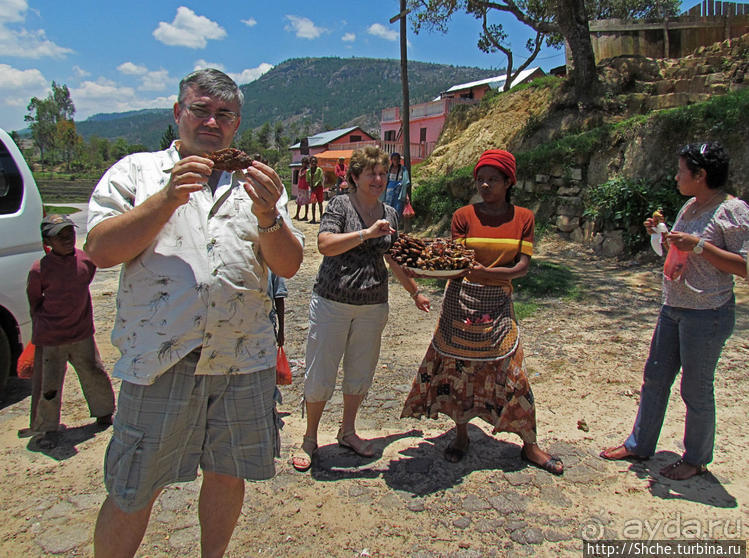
[296, 187, 310, 206]
[401, 280, 537, 443]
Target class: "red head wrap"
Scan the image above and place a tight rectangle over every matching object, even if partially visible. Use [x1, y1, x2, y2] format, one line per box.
[473, 149, 516, 186]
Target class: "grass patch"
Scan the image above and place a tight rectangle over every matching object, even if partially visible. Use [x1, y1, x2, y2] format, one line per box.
[44, 205, 81, 214]
[514, 300, 539, 321]
[415, 260, 577, 321]
[515, 260, 578, 299]
[514, 260, 579, 320]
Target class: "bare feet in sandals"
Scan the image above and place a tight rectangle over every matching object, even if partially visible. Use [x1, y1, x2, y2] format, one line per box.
[521, 443, 564, 475]
[444, 437, 470, 463]
[600, 444, 647, 461]
[292, 435, 318, 472]
[660, 458, 707, 480]
[337, 430, 376, 457]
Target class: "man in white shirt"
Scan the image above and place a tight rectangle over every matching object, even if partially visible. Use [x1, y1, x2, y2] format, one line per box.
[86, 68, 303, 558]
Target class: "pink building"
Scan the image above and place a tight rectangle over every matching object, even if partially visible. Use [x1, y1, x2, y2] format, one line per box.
[380, 67, 544, 163]
[288, 126, 376, 196]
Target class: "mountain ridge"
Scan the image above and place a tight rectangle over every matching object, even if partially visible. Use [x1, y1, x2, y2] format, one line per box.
[75, 57, 501, 149]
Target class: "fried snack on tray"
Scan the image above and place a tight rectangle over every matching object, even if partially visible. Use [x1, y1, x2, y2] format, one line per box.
[207, 148, 254, 171]
[389, 233, 475, 271]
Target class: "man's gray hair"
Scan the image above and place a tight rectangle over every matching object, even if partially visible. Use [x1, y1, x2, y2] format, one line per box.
[178, 68, 244, 108]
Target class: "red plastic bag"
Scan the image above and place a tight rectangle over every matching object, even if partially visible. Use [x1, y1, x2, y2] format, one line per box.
[17, 342, 35, 379]
[402, 201, 415, 218]
[276, 346, 292, 385]
[664, 247, 688, 281]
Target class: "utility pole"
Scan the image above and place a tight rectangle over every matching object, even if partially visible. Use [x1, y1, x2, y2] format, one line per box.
[390, 0, 411, 198]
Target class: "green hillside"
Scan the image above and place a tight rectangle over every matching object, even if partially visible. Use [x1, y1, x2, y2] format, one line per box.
[75, 57, 500, 150]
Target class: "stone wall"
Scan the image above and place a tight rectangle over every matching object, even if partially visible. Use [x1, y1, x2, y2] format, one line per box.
[519, 34, 749, 258]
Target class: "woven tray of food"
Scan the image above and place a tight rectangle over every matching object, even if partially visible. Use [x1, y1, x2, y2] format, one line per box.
[389, 234, 475, 278]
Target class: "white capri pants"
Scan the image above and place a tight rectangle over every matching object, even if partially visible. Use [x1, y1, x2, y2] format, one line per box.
[304, 293, 389, 402]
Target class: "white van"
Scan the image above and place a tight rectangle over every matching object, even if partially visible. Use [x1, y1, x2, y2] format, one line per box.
[0, 128, 44, 394]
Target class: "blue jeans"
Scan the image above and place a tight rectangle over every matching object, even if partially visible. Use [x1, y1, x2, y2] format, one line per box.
[625, 298, 735, 466]
[385, 181, 403, 213]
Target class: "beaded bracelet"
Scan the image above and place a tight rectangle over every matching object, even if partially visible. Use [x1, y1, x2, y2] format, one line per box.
[358, 230, 365, 244]
[410, 289, 422, 299]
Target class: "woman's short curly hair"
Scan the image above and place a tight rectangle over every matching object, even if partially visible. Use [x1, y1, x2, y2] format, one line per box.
[346, 146, 389, 191]
[679, 141, 730, 189]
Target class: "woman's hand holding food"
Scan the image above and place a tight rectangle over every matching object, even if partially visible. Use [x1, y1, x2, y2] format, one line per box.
[665, 231, 701, 252]
[365, 219, 396, 240]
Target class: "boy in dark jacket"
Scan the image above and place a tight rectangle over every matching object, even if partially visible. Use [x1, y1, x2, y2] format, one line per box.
[24, 214, 115, 449]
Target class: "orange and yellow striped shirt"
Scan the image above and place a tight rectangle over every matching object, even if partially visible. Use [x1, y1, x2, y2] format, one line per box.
[451, 204, 534, 287]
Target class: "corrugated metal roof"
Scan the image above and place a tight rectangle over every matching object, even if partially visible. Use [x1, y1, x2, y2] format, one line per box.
[288, 126, 361, 149]
[444, 67, 541, 93]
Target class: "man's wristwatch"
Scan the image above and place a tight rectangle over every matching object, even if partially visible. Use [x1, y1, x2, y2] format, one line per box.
[258, 214, 283, 234]
[693, 237, 705, 254]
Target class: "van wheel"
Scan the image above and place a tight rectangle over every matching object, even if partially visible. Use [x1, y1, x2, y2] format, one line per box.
[0, 328, 11, 393]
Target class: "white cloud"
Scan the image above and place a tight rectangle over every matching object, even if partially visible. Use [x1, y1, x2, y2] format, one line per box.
[153, 6, 226, 49]
[0, 24, 73, 58]
[117, 62, 148, 75]
[70, 78, 176, 120]
[242, 17, 257, 27]
[367, 23, 398, 41]
[191, 60, 272, 85]
[229, 63, 273, 85]
[0, 0, 28, 24]
[0, 63, 47, 91]
[284, 15, 327, 39]
[138, 69, 171, 92]
[342, 32, 355, 43]
[72, 65, 90, 78]
[0, 62, 48, 131]
[193, 59, 225, 72]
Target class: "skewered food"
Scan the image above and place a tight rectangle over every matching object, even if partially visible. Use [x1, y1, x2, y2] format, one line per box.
[207, 148, 254, 171]
[389, 233, 475, 271]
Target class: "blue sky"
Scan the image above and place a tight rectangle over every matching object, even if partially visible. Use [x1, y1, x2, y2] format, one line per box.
[1, 1, 699, 132]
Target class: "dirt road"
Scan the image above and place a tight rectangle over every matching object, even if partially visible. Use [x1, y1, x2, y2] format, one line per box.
[1, 203, 747, 557]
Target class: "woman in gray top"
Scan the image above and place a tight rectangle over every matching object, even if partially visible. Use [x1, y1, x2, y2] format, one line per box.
[292, 146, 430, 472]
[601, 141, 749, 480]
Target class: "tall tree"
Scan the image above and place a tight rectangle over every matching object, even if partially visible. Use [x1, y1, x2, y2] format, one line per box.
[160, 124, 177, 150]
[257, 122, 272, 149]
[24, 81, 78, 165]
[56, 119, 81, 171]
[24, 96, 57, 164]
[408, 0, 675, 104]
[409, 1, 559, 93]
[273, 122, 285, 149]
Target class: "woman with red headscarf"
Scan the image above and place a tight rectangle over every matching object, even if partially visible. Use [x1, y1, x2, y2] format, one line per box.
[401, 149, 563, 474]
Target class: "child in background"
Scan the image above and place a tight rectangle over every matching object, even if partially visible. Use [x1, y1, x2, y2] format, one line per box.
[294, 156, 310, 221]
[23, 214, 115, 450]
[334, 156, 347, 196]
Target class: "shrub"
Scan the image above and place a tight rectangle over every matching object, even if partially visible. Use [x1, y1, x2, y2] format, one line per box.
[583, 176, 683, 253]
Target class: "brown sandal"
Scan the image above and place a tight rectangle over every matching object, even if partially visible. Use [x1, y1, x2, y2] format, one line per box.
[521, 446, 564, 476]
[337, 429, 375, 457]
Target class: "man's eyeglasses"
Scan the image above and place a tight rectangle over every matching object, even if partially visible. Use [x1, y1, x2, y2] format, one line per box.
[184, 104, 239, 125]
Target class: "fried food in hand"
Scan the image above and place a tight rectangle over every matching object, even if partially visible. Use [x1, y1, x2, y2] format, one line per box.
[652, 208, 665, 224]
[207, 148, 254, 171]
